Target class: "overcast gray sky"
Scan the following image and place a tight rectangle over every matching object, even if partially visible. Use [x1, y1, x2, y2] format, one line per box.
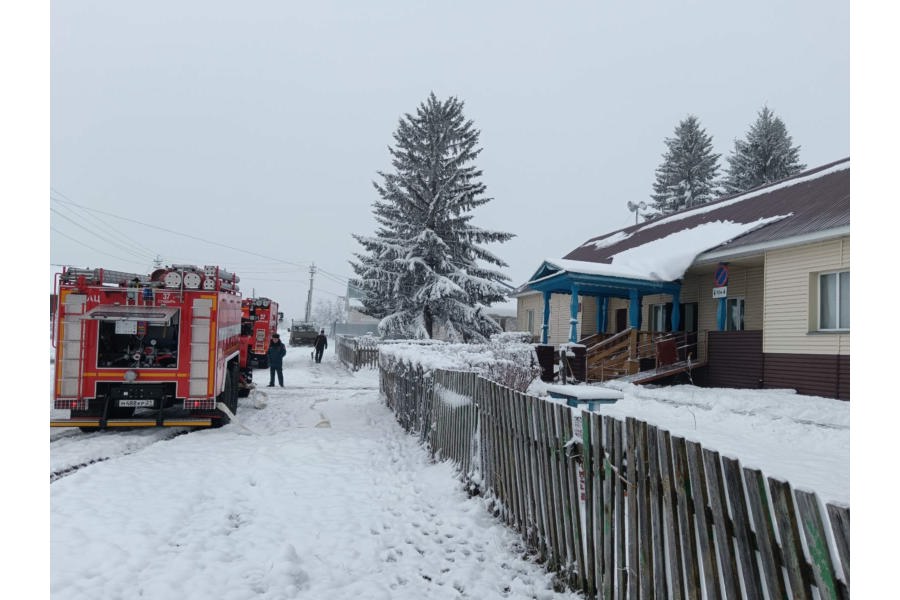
[49, 0, 849, 320]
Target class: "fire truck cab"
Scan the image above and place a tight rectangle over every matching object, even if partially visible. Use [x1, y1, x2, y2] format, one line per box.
[51, 265, 244, 430]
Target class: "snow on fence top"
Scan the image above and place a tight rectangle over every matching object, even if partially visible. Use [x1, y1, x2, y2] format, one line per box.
[378, 334, 541, 392]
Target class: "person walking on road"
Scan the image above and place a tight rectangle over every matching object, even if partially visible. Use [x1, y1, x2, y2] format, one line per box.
[314, 329, 328, 364]
[267, 333, 287, 387]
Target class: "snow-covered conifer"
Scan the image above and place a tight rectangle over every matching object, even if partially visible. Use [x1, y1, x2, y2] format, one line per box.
[350, 93, 514, 342]
[648, 115, 721, 218]
[722, 106, 805, 194]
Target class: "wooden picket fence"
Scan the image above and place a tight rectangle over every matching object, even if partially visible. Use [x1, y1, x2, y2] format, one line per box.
[379, 363, 851, 600]
[336, 334, 379, 371]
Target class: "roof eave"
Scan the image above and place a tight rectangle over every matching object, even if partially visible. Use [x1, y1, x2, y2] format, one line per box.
[693, 225, 851, 264]
[527, 270, 681, 297]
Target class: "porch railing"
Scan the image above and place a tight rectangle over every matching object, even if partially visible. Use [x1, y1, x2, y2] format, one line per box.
[583, 329, 699, 383]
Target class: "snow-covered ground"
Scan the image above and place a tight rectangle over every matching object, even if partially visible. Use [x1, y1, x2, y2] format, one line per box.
[50, 347, 582, 600]
[49, 340, 849, 599]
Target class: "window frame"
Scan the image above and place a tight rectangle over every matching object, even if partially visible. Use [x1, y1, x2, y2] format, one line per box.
[818, 270, 850, 332]
[649, 303, 669, 333]
[725, 296, 745, 331]
[680, 302, 698, 333]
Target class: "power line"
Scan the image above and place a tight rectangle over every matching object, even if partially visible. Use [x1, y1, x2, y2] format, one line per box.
[50, 226, 152, 269]
[50, 207, 158, 263]
[50, 194, 311, 269]
[50, 189, 161, 258]
[50, 188, 357, 284]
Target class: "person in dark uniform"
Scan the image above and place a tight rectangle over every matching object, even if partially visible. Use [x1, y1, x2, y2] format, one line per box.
[267, 333, 287, 386]
[313, 329, 328, 364]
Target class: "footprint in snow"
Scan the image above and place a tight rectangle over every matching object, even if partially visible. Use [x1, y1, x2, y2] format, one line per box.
[268, 544, 310, 592]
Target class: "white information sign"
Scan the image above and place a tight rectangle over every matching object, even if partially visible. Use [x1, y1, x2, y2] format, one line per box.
[712, 286, 728, 299]
[115, 320, 138, 334]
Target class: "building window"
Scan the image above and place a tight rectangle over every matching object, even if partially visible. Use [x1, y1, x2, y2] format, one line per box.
[680, 302, 698, 332]
[819, 271, 849, 330]
[650, 303, 672, 332]
[527, 309, 535, 333]
[725, 297, 744, 331]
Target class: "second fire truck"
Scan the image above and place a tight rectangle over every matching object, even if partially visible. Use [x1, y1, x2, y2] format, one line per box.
[241, 297, 280, 369]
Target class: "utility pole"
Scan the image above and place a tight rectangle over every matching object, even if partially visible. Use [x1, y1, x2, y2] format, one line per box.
[304, 263, 316, 323]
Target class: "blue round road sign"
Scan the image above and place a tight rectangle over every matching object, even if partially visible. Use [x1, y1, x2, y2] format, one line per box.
[714, 264, 729, 287]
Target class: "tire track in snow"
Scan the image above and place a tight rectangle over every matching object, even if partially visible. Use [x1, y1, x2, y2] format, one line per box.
[50, 429, 190, 483]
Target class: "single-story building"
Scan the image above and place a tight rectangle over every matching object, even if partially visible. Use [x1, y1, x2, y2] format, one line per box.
[515, 158, 849, 399]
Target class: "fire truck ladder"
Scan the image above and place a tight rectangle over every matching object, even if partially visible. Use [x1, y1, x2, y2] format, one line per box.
[56, 294, 87, 409]
[188, 297, 215, 408]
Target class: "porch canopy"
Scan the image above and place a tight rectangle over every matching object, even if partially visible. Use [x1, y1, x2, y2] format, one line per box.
[526, 259, 683, 344]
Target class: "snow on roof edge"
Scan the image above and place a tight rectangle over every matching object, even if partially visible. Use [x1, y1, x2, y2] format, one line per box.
[541, 215, 790, 282]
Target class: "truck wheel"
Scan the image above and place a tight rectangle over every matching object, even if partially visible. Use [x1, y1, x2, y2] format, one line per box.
[237, 365, 253, 398]
[212, 367, 238, 427]
[228, 363, 240, 414]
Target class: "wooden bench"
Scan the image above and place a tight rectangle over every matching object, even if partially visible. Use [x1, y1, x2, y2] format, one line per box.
[545, 384, 624, 410]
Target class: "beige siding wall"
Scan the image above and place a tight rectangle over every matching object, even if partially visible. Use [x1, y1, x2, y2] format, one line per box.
[516, 293, 584, 344]
[764, 237, 850, 355]
[516, 294, 542, 341]
[550, 294, 578, 345]
[580, 296, 599, 338]
[682, 265, 765, 330]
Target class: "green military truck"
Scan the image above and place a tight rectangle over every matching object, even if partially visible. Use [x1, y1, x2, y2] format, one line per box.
[289, 320, 318, 346]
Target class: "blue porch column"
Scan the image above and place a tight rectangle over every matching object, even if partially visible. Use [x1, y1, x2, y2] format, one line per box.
[541, 291, 551, 344]
[670, 287, 681, 331]
[629, 288, 641, 329]
[597, 296, 608, 335]
[717, 297, 727, 330]
[569, 285, 580, 343]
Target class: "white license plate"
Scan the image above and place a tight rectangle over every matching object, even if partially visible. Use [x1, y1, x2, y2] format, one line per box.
[119, 399, 154, 408]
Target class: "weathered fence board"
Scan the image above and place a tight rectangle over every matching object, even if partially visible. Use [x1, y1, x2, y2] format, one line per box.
[584, 413, 598, 598]
[742, 467, 787, 600]
[560, 404, 585, 590]
[796, 490, 843, 600]
[672, 436, 701, 600]
[648, 425, 667, 598]
[702, 448, 742, 599]
[626, 417, 639, 600]
[658, 429, 685, 600]
[722, 456, 765, 600]
[685, 441, 721, 600]
[827, 503, 850, 588]
[769, 479, 814, 600]
[611, 417, 626, 600]
[636, 420, 652, 600]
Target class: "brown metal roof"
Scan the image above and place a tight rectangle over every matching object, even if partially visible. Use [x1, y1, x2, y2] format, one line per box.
[563, 158, 849, 264]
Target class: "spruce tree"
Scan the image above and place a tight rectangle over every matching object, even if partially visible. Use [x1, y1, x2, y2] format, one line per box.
[648, 115, 721, 218]
[350, 93, 514, 342]
[722, 106, 806, 194]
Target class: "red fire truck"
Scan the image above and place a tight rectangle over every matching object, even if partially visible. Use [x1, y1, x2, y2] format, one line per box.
[241, 297, 280, 369]
[51, 265, 244, 430]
